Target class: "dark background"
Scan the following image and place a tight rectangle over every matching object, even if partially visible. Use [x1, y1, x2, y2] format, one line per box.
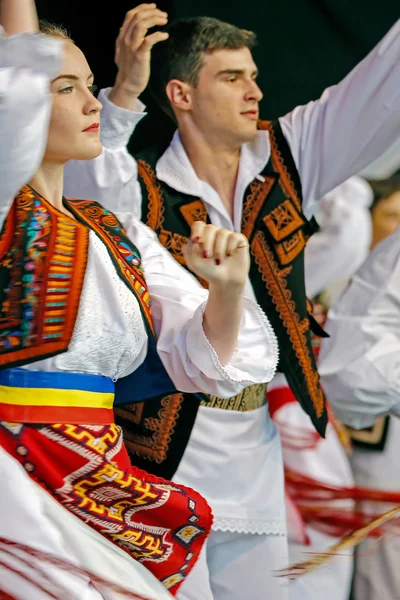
[35, 1, 399, 152]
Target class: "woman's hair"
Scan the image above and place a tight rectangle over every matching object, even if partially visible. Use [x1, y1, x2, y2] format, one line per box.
[367, 174, 400, 211]
[39, 19, 74, 43]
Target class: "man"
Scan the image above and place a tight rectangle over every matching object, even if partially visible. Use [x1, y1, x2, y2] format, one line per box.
[65, 7, 400, 599]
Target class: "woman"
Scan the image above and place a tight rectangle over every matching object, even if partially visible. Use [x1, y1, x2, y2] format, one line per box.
[0, 2, 278, 598]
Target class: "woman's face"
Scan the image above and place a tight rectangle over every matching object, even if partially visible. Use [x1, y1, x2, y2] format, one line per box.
[371, 190, 400, 248]
[45, 41, 102, 163]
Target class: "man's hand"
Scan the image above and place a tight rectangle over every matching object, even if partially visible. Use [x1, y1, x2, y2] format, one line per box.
[109, 4, 168, 110]
[184, 222, 250, 290]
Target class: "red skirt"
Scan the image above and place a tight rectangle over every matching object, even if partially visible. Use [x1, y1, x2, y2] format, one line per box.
[0, 422, 212, 595]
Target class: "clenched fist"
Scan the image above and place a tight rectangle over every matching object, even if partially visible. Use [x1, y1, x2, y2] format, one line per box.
[184, 222, 250, 289]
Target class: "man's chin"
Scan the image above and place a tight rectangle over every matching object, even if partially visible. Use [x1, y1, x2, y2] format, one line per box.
[238, 124, 259, 144]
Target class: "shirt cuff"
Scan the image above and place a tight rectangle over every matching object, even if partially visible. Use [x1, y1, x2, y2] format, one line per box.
[186, 296, 279, 386]
[0, 31, 62, 80]
[99, 87, 147, 149]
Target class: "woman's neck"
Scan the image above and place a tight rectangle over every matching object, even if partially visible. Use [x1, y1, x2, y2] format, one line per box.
[28, 161, 72, 217]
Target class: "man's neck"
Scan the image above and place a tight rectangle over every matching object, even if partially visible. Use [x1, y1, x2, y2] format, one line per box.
[179, 128, 241, 220]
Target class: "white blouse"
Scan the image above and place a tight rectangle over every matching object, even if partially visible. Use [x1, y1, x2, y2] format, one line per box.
[0, 30, 278, 397]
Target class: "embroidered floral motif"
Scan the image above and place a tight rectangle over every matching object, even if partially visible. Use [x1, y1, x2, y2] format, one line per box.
[241, 177, 275, 239]
[158, 230, 188, 266]
[138, 160, 165, 232]
[259, 121, 302, 212]
[66, 198, 154, 336]
[179, 201, 208, 227]
[0, 422, 212, 594]
[0, 186, 88, 367]
[252, 230, 325, 418]
[275, 231, 306, 265]
[263, 200, 305, 242]
[117, 394, 185, 464]
[200, 383, 267, 411]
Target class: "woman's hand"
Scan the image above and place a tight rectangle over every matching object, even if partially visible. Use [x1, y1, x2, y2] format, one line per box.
[184, 221, 250, 290]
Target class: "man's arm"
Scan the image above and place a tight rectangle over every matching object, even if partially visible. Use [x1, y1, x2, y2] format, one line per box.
[304, 177, 372, 298]
[280, 20, 400, 219]
[319, 227, 400, 429]
[64, 5, 169, 217]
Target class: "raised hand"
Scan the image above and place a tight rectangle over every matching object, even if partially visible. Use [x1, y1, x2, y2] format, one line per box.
[0, 0, 39, 34]
[109, 4, 169, 109]
[184, 222, 250, 289]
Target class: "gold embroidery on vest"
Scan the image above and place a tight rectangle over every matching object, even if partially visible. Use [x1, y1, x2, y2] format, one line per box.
[263, 200, 304, 242]
[241, 177, 275, 239]
[115, 393, 185, 464]
[200, 383, 267, 411]
[252, 230, 324, 417]
[179, 200, 208, 227]
[275, 230, 306, 265]
[259, 121, 302, 212]
[159, 230, 188, 266]
[137, 160, 165, 231]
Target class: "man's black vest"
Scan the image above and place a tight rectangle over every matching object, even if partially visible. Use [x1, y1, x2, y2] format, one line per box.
[115, 119, 328, 480]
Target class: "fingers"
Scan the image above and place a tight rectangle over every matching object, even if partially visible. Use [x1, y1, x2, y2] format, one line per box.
[189, 222, 248, 263]
[142, 30, 169, 50]
[226, 232, 249, 256]
[117, 6, 168, 54]
[117, 4, 157, 39]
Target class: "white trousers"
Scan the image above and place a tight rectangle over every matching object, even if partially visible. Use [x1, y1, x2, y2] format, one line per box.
[288, 528, 353, 600]
[0, 445, 173, 600]
[351, 416, 400, 600]
[177, 530, 289, 600]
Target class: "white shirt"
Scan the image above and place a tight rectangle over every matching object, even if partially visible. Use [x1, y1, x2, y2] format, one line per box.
[304, 176, 372, 298]
[63, 19, 400, 533]
[0, 33, 279, 408]
[319, 227, 400, 429]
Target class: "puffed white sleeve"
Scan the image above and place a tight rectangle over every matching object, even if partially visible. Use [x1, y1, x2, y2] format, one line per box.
[280, 19, 400, 219]
[304, 177, 372, 298]
[318, 228, 400, 428]
[64, 88, 145, 219]
[0, 29, 62, 226]
[120, 213, 279, 398]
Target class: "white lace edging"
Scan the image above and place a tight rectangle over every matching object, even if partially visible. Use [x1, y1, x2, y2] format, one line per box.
[200, 296, 279, 384]
[212, 517, 286, 536]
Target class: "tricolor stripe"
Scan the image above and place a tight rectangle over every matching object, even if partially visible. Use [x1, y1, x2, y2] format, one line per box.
[0, 368, 114, 424]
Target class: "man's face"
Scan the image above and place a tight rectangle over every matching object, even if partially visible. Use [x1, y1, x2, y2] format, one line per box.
[188, 47, 263, 146]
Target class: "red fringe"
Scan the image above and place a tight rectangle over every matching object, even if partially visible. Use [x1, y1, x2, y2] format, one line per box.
[0, 537, 155, 600]
[286, 468, 400, 538]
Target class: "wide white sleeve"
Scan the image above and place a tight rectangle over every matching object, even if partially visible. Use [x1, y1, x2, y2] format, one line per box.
[318, 228, 400, 428]
[0, 30, 62, 226]
[305, 177, 372, 298]
[121, 213, 279, 398]
[280, 20, 400, 219]
[64, 88, 145, 218]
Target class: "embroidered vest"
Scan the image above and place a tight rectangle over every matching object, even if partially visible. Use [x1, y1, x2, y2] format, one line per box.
[136, 120, 328, 441]
[0, 185, 179, 410]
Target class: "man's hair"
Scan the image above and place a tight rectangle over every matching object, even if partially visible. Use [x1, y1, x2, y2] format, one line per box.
[39, 20, 74, 43]
[368, 174, 400, 211]
[149, 17, 257, 121]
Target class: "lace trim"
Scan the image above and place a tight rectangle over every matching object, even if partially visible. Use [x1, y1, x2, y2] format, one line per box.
[200, 296, 279, 384]
[212, 517, 286, 536]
